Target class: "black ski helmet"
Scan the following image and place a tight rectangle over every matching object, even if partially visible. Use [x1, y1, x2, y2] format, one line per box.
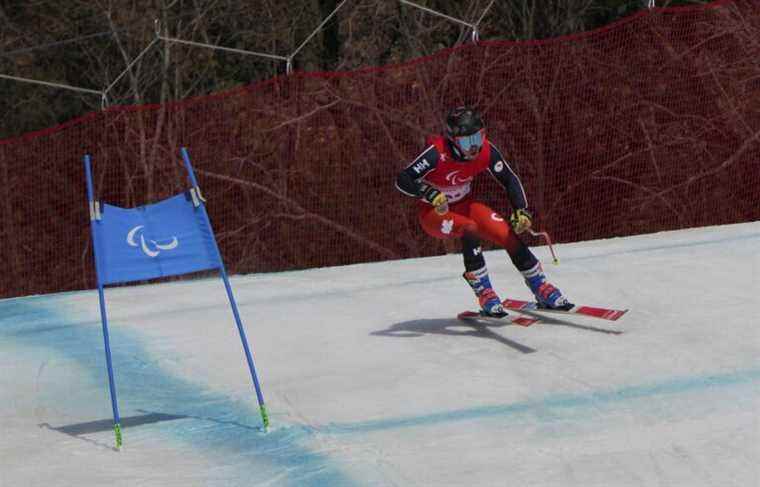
[445, 106, 484, 138]
[445, 106, 485, 159]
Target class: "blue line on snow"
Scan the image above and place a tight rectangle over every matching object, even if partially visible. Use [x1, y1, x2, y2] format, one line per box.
[0, 295, 358, 487]
[319, 368, 760, 435]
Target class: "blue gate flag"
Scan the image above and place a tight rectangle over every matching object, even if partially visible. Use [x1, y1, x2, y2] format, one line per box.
[84, 149, 269, 449]
[92, 192, 221, 285]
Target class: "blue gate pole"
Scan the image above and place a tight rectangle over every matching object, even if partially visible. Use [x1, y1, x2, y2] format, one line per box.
[180, 147, 269, 429]
[84, 155, 123, 448]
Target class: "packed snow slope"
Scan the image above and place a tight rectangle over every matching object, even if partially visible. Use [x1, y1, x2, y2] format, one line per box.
[1, 222, 758, 487]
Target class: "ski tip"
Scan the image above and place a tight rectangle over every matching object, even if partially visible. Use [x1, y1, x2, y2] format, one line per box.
[607, 309, 629, 321]
[513, 317, 539, 327]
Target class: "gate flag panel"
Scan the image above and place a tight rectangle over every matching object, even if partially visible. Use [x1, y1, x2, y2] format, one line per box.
[92, 193, 220, 285]
[84, 148, 269, 449]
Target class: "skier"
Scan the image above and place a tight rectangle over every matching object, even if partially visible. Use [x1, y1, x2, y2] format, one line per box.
[395, 106, 572, 317]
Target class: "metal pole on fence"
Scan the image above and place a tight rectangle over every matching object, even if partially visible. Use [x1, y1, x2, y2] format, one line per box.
[287, 0, 349, 69]
[0, 73, 103, 97]
[474, 0, 496, 29]
[399, 0, 473, 29]
[399, 0, 480, 44]
[159, 36, 289, 63]
[155, 18, 290, 76]
[101, 37, 160, 107]
[0, 30, 124, 58]
[472, 0, 496, 43]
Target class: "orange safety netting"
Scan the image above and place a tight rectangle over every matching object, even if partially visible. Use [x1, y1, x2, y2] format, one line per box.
[1, 0, 758, 298]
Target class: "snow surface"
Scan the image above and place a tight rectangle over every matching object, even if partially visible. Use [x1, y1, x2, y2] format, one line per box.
[1, 222, 759, 487]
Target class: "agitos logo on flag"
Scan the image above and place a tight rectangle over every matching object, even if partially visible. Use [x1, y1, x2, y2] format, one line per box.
[91, 192, 220, 285]
[126, 225, 179, 257]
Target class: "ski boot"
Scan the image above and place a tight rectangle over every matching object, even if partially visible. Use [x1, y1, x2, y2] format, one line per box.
[463, 267, 507, 317]
[522, 263, 573, 310]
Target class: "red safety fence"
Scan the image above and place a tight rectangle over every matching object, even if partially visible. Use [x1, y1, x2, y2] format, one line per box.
[1, 0, 758, 298]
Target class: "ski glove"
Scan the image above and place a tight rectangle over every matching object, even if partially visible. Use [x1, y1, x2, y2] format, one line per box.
[510, 208, 533, 234]
[422, 185, 449, 215]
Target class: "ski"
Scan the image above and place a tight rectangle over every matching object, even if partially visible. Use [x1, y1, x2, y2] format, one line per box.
[457, 310, 539, 327]
[501, 299, 628, 321]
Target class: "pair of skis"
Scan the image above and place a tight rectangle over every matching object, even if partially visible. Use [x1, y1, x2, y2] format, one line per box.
[457, 298, 628, 327]
[456, 230, 628, 326]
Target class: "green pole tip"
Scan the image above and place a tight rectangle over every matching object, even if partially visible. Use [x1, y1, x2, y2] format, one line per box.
[114, 423, 123, 449]
[260, 405, 270, 430]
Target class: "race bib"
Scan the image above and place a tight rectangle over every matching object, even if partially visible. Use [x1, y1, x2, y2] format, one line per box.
[440, 182, 472, 204]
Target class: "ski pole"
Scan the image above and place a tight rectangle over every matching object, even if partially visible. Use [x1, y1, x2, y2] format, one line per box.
[528, 229, 559, 265]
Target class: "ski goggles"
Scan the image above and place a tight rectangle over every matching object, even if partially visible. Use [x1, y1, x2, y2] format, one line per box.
[454, 130, 484, 152]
